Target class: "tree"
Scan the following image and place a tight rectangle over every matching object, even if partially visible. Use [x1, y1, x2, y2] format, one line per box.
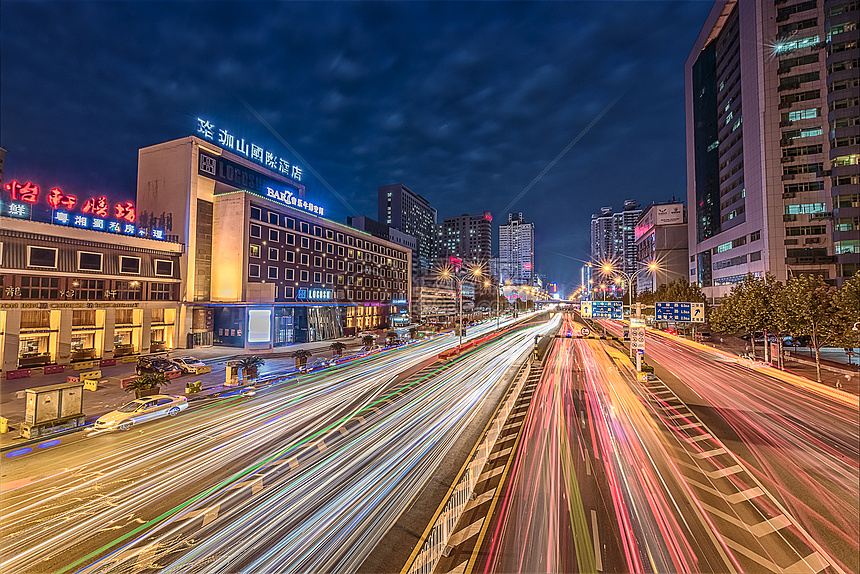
[775, 274, 834, 381]
[386, 331, 398, 345]
[238, 355, 265, 379]
[291, 349, 313, 369]
[710, 273, 781, 360]
[409, 327, 418, 340]
[329, 341, 347, 356]
[361, 335, 375, 346]
[126, 372, 168, 399]
[827, 271, 860, 363]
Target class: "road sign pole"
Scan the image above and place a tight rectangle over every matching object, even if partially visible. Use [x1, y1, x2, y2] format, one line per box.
[636, 352, 642, 372]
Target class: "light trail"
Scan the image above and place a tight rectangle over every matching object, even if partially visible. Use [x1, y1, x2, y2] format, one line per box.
[0, 312, 555, 574]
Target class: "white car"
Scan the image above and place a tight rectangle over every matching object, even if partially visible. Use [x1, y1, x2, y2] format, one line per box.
[94, 395, 188, 431]
[359, 345, 381, 354]
[170, 356, 206, 373]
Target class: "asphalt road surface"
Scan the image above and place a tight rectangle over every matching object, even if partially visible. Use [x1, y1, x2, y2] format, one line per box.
[1, 314, 555, 574]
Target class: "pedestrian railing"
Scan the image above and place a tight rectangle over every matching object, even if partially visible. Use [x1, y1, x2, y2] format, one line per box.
[405, 358, 532, 574]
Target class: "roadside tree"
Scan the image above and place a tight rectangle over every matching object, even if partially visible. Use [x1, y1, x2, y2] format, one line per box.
[775, 274, 834, 381]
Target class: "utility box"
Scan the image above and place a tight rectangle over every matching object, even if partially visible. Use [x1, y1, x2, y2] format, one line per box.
[20, 382, 86, 439]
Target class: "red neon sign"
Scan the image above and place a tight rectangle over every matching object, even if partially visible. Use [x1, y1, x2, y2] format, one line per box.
[3, 180, 135, 222]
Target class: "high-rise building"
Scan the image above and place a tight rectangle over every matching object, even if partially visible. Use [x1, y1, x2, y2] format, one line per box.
[590, 200, 642, 275]
[686, 0, 858, 299]
[499, 212, 535, 285]
[634, 202, 689, 294]
[379, 184, 438, 273]
[437, 211, 493, 269]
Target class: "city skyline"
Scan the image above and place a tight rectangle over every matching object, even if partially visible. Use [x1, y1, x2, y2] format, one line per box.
[1, 1, 712, 292]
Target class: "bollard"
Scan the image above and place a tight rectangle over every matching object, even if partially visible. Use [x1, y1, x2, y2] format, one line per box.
[0, 417, 7, 434]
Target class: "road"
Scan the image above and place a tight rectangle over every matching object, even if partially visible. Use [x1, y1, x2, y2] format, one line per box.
[606, 321, 860, 574]
[480, 314, 856, 573]
[0, 313, 555, 574]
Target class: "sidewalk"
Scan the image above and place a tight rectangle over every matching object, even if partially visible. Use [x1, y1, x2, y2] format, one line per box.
[0, 336, 366, 449]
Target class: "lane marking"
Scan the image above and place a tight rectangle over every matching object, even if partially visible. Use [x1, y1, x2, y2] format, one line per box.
[786, 552, 829, 574]
[447, 517, 484, 548]
[676, 422, 703, 430]
[464, 490, 495, 512]
[685, 433, 714, 443]
[748, 514, 791, 537]
[591, 509, 603, 572]
[692, 448, 728, 459]
[476, 465, 505, 484]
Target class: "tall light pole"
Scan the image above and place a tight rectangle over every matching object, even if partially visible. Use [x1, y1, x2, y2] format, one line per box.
[601, 261, 658, 315]
[441, 264, 483, 348]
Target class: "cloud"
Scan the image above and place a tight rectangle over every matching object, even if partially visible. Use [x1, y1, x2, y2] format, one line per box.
[1, 0, 711, 292]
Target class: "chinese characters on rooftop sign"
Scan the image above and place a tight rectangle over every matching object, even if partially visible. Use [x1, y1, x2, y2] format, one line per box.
[2, 180, 166, 240]
[197, 118, 302, 181]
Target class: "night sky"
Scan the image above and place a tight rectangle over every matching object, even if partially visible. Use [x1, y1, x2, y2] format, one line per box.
[2, 1, 712, 295]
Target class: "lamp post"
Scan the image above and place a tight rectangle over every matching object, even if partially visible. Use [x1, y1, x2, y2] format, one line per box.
[441, 264, 483, 348]
[601, 261, 658, 316]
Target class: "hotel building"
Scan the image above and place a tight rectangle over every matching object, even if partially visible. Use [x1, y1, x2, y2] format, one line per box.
[137, 135, 412, 351]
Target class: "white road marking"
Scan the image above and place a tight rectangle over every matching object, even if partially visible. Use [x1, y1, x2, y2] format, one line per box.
[591, 509, 603, 571]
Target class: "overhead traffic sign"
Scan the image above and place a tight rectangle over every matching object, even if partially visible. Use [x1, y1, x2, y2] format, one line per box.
[655, 302, 705, 323]
[589, 301, 623, 320]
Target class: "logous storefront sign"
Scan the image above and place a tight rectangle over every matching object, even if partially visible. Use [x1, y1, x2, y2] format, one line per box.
[297, 288, 332, 301]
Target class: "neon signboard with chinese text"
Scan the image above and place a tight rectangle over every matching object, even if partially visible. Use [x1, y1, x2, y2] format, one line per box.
[2, 180, 166, 241]
[266, 186, 324, 216]
[197, 118, 302, 181]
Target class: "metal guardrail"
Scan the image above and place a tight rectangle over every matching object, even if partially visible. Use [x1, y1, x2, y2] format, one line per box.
[406, 358, 533, 574]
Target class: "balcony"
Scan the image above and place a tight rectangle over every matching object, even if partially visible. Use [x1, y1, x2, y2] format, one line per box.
[782, 173, 796, 180]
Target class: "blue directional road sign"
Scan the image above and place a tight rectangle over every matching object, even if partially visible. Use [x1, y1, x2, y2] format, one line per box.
[591, 301, 623, 320]
[655, 302, 705, 323]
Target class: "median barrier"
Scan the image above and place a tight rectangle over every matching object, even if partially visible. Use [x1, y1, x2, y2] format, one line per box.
[80, 370, 102, 381]
[186, 380, 202, 394]
[44, 365, 66, 374]
[0, 418, 8, 434]
[120, 376, 138, 390]
[165, 369, 182, 380]
[72, 361, 95, 371]
[6, 369, 31, 380]
[121, 355, 138, 364]
[194, 365, 212, 375]
[83, 379, 98, 391]
[99, 358, 117, 367]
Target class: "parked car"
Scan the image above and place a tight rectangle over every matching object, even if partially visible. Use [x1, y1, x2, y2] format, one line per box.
[136, 356, 178, 375]
[94, 395, 188, 431]
[170, 356, 206, 374]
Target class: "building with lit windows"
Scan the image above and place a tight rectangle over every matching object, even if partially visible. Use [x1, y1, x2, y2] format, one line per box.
[634, 202, 688, 294]
[379, 184, 438, 274]
[499, 212, 535, 285]
[686, 0, 858, 299]
[137, 135, 412, 350]
[437, 211, 493, 269]
[0, 214, 183, 375]
[590, 201, 642, 274]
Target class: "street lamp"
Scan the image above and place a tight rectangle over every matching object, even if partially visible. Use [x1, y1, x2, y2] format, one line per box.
[600, 261, 658, 314]
[440, 263, 483, 348]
